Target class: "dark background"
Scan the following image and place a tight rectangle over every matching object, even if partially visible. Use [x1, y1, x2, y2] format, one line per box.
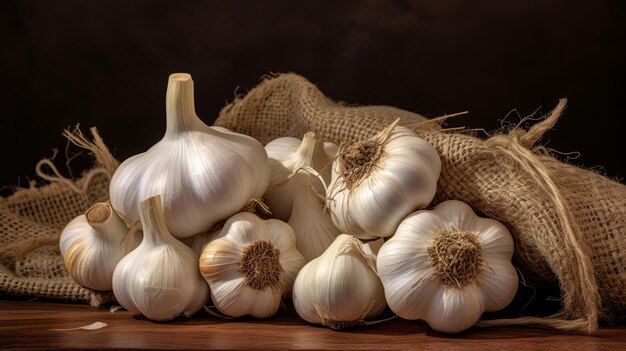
[1, 0, 624, 194]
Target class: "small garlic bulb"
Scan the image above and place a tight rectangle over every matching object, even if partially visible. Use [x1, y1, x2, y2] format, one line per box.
[377, 200, 519, 334]
[327, 121, 441, 240]
[292, 234, 386, 329]
[110, 73, 270, 238]
[188, 228, 220, 255]
[112, 195, 209, 321]
[264, 132, 337, 221]
[265, 132, 340, 261]
[199, 212, 306, 318]
[59, 202, 131, 291]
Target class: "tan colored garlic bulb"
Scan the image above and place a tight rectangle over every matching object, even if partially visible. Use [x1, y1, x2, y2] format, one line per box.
[59, 202, 131, 291]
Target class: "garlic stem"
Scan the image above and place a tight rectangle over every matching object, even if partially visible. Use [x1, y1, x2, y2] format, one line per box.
[165, 73, 205, 135]
[296, 132, 323, 165]
[85, 203, 127, 242]
[137, 196, 170, 246]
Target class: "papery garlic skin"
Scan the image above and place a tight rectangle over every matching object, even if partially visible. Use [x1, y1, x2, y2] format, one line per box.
[264, 132, 340, 261]
[264, 132, 337, 221]
[110, 73, 270, 238]
[112, 195, 209, 321]
[377, 200, 518, 334]
[292, 234, 386, 329]
[327, 124, 441, 240]
[199, 212, 306, 319]
[59, 202, 130, 291]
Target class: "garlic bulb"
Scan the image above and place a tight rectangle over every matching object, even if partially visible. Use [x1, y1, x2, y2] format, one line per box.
[188, 228, 220, 255]
[110, 73, 270, 238]
[292, 234, 386, 329]
[199, 212, 306, 318]
[264, 132, 337, 221]
[376, 200, 519, 334]
[327, 121, 441, 240]
[112, 195, 209, 321]
[265, 132, 340, 261]
[59, 202, 131, 291]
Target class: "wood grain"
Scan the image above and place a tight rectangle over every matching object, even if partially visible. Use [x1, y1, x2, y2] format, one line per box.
[1, 298, 624, 350]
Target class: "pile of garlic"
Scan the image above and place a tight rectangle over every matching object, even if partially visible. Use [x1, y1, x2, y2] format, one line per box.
[59, 72, 519, 333]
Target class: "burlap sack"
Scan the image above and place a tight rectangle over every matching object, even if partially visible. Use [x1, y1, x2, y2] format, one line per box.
[0, 128, 117, 306]
[215, 73, 626, 332]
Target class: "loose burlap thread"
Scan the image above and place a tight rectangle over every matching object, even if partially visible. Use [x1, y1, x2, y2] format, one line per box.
[215, 73, 626, 332]
[0, 127, 118, 306]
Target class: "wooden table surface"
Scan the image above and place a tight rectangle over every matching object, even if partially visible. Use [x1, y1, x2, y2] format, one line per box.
[1, 298, 625, 350]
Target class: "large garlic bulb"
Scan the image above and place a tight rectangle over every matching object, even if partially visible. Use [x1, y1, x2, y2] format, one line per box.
[292, 234, 387, 329]
[265, 132, 340, 261]
[199, 212, 306, 318]
[327, 122, 441, 240]
[59, 202, 131, 291]
[264, 132, 337, 220]
[110, 73, 270, 238]
[112, 195, 209, 321]
[377, 200, 519, 334]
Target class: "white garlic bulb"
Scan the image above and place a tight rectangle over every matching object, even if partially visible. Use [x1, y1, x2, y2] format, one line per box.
[112, 195, 209, 321]
[199, 212, 306, 318]
[377, 200, 519, 334]
[264, 132, 337, 221]
[292, 234, 387, 329]
[59, 202, 131, 291]
[110, 73, 270, 238]
[188, 228, 220, 255]
[265, 132, 340, 261]
[327, 122, 441, 240]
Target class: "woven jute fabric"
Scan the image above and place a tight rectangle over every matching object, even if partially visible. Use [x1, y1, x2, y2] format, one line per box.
[216, 73, 625, 331]
[0, 128, 117, 306]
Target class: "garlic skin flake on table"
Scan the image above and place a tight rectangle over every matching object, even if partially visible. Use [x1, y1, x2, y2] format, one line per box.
[59, 202, 132, 291]
[376, 200, 519, 334]
[109, 73, 270, 238]
[327, 121, 441, 240]
[112, 195, 209, 321]
[265, 132, 340, 261]
[292, 234, 386, 329]
[199, 212, 306, 319]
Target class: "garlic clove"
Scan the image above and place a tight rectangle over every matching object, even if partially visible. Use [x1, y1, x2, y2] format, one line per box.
[479, 257, 519, 312]
[264, 137, 301, 221]
[377, 237, 435, 318]
[423, 283, 484, 334]
[287, 173, 340, 262]
[471, 219, 515, 259]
